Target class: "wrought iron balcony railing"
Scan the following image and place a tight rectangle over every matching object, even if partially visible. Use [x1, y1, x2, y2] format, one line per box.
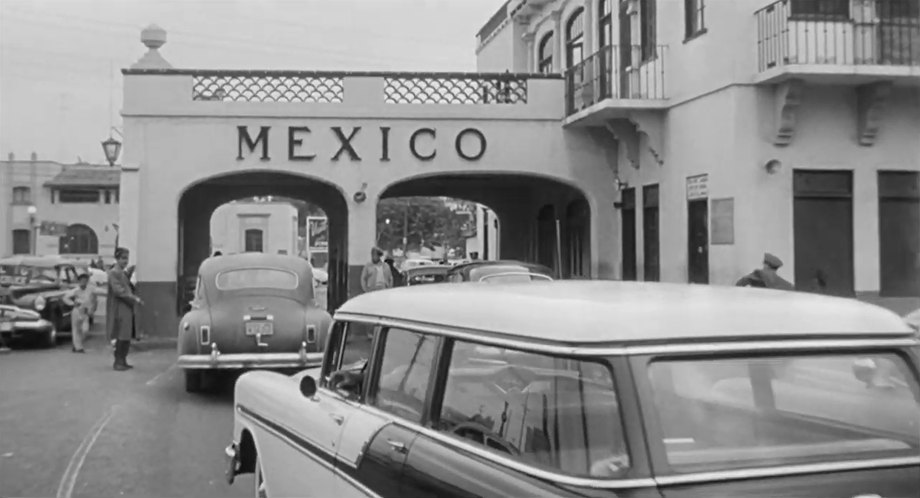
[756, 0, 920, 72]
[565, 44, 667, 116]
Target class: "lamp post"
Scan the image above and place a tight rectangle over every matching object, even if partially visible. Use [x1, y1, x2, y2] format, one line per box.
[26, 205, 38, 255]
[101, 127, 123, 167]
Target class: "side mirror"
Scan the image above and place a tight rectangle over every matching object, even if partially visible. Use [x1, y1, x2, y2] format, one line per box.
[300, 375, 318, 398]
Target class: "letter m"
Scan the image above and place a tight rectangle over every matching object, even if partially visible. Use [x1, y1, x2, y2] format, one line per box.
[237, 126, 270, 161]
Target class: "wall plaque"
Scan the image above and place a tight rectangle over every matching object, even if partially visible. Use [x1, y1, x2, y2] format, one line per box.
[711, 197, 734, 245]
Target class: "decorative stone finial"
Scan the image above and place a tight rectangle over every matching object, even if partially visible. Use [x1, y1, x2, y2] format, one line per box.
[131, 24, 173, 70]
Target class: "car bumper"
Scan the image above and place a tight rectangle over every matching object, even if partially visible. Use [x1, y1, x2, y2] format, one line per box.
[225, 442, 240, 485]
[0, 319, 53, 338]
[176, 351, 324, 369]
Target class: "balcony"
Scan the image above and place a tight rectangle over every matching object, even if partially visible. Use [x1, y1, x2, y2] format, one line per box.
[564, 44, 668, 126]
[755, 0, 920, 85]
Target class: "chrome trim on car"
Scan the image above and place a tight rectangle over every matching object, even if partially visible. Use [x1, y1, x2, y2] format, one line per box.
[177, 352, 324, 369]
[306, 325, 316, 344]
[356, 403, 657, 490]
[7, 318, 54, 331]
[225, 442, 240, 485]
[200, 325, 210, 345]
[653, 456, 920, 486]
[624, 338, 920, 356]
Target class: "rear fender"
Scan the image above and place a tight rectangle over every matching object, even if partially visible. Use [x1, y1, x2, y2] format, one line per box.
[178, 309, 211, 355]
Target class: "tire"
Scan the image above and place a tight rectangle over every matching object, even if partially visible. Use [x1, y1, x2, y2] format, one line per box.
[254, 453, 267, 498]
[185, 370, 203, 393]
[42, 324, 58, 349]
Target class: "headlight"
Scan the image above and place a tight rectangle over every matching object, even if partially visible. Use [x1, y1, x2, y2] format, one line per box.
[34, 296, 46, 311]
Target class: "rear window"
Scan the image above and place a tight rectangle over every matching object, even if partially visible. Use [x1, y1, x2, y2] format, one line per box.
[647, 353, 920, 472]
[215, 268, 298, 291]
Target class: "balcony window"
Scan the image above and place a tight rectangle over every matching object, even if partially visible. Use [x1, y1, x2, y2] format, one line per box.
[684, 0, 706, 38]
[12, 229, 30, 255]
[566, 7, 585, 69]
[58, 189, 100, 203]
[599, 0, 613, 48]
[640, 0, 658, 61]
[11, 186, 30, 204]
[538, 32, 554, 73]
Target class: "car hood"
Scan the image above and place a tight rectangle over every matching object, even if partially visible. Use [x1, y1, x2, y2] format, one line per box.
[206, 295, 313, 354]
[0, 306, 42, 321]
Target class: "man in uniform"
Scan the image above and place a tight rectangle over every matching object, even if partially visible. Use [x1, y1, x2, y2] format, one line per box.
[736, 252, 794, 291]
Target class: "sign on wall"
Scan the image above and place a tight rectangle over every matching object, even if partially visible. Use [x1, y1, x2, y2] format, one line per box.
[307, 217, 328, 251]
[711, 198, 735, 245]
[686, 174, 709, 200]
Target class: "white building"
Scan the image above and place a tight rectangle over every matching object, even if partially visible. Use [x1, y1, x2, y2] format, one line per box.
[210, 201, 299, 256]
[465, 204, 500, 260]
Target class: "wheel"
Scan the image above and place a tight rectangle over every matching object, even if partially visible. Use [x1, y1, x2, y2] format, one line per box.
[185, 370, 203, 393]
[254, 453, 267, 498]
[41, 324, 58, 348]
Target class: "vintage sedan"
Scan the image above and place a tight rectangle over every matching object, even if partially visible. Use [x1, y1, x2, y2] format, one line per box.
[0, 304, 57, 347]
[446, 259, 554, 283]
[0, 255, 80, 341]
[176, 253, 332, 393]
[225, 281, 920, 497]
[403, 265, 451, 287]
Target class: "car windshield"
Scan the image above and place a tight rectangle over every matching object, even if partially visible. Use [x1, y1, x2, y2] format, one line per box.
[215, 268, 298, 291]
[647, 353, 920, 473]
[0, 265, 57, 284]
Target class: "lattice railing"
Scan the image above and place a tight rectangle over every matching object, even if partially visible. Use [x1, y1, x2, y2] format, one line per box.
[384, 75, 528, 104]
[192, 73, 344, 103]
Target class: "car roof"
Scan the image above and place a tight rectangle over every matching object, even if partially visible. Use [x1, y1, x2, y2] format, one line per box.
[0, 255, 77, 268]
[336, 281, 914, 345]
[448, 259, 553, 274]
[198, 252, 312, 277]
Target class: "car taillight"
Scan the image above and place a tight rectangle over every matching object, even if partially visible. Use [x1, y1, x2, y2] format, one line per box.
[200, 325, 210, 345]
[306, 324, 316, 344]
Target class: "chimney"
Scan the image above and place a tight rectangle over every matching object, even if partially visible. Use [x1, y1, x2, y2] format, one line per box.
[30, 152, 37, 161]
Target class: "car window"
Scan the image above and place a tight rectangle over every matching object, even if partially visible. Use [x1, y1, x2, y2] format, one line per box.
[369, 328, 438, 424]
[29, 266, 57, 282]
[647, 353, 920, 473]
[194, 277, 204, 302]
[435, 340, 629, 478]
[215, 268, 298, 290]
[66, 267, 78, 283]
[321, 321, 376, 387]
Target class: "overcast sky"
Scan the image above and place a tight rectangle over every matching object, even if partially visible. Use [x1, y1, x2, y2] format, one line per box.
[0, 0, 502, 163]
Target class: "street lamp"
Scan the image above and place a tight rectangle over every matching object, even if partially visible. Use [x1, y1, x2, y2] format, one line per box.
[101, 137, 122, 167]
[26, 205, 38, 255]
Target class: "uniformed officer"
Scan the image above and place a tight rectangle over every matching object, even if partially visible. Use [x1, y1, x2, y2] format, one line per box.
[736, 252, 794, 291]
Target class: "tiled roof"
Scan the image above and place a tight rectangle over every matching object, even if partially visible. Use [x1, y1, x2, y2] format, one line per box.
[44, 165, 120, 188]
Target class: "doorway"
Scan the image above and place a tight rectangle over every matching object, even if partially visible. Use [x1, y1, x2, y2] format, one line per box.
[621, 188, 637, 280]
[12, 229, 30, 255]
[793, 170, 854, 296]
[643, 184, 660, 281]
[878, 171, 920, 296]
[687, 199, 709, 284]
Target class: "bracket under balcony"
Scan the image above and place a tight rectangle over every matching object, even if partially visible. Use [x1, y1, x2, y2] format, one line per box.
[856, 81, 892, 147]
[773, 78, 805, 146]
[604, 114, 664, 169]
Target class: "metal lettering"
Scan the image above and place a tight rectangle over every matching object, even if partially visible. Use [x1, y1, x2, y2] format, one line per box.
[380, 126, 391, 162]
[237, 126, 270, 161]
[455, 128, 486, 161]
[331, 126, 361, 161]
[410, 128, 436, 161]
[288, 126, 316, 161]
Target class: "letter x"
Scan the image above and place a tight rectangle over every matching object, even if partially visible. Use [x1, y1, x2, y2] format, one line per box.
[331, 127, 361, 161]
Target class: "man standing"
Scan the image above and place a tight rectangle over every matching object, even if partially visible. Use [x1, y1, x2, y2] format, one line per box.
[736, 252, 794, 291]
[107, 247, 143, 370]
[63, 272, 97, 353]
[384, 257, 404, 287]
[361, 247, 393, 293]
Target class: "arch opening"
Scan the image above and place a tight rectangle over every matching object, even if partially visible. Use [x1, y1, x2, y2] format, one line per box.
[379, 173, 591, 279]
[177, 171, 348, 315]
[59, 223, 99, 255]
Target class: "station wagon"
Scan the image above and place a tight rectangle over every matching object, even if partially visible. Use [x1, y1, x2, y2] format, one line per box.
[226, 281, 920, 497]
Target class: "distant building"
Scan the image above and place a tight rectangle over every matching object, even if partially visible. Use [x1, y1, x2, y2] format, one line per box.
[210, 201, 299, 256]
[465, 204, 499, 260]
[0, 152, 119, 259]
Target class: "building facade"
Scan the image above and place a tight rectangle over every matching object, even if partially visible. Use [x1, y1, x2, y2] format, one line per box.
[477, 0, 920, 312]
[210, 200, 299, 256]
[1, 153, 120, 260]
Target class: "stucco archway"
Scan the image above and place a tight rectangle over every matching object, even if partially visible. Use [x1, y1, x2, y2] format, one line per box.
[59, 224, 99, 255]
[176, 170, 349, 313]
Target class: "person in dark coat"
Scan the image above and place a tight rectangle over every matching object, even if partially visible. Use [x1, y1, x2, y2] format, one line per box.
[736, 252, 794, 291]
[384, 257, 404, 287]
[107, 247, 143, 371]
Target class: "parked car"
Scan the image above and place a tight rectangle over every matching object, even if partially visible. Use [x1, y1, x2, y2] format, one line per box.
[403, 265, 451, 286]
[0, 304, 57, 347]
[312, 267, 329, 285]
[447, 260, 554, 283]
[225, 281, 920, 497]
[904, 307, 920, 332]
[400, 258, 437, 271]
[176, 252, 333, 393]
[0, 255, 80, 341]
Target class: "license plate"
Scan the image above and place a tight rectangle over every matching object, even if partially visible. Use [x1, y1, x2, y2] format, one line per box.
[245, 321, 273, 336]
[0, 321, 12, 332]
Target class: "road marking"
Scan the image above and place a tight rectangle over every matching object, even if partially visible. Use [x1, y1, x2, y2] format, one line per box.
[56, 408, 116, 498]
[145, 365, 176, 386]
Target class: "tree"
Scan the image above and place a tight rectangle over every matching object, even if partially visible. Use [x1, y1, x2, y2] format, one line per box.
[376, 197, 476, 256]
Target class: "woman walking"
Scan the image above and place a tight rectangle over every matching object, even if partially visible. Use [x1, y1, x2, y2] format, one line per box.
[107, 247, 143, 371]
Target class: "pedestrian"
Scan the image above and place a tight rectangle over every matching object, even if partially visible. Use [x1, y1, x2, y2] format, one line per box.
[107, 247, 143, 371]
[360, 247, 393, 293]
[735, 252, 794, 291]
[384, 257, 404, 287]
[63, 272, 97, 353]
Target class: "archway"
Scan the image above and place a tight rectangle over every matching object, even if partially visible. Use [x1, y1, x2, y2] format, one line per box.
[380, 173, 591, 278]
[177, 171, 348, 314]
[59, 224, 99, 255]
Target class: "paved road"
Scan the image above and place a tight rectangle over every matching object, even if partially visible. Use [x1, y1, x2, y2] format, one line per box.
[0, 331, 253, 498]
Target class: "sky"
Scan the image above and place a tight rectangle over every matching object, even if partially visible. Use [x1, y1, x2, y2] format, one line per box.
[0, 0, 503, 164]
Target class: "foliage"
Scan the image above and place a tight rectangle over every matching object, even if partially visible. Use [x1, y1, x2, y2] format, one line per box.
[376, 197, 477, 254]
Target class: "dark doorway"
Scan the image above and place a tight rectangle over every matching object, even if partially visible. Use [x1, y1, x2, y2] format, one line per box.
[621, 188, 637, 280]
[244, 229, 264, 252]
[12, 229, 30, 255]
[687, 199, 709, 284]
[643, 184, 660, 281]
[536, 204, 558, 273]
[618, 2, 632, 97]
[565, 199, 590, 278]
[793, 170, 854, 296]
[878, 171, 920, 297]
